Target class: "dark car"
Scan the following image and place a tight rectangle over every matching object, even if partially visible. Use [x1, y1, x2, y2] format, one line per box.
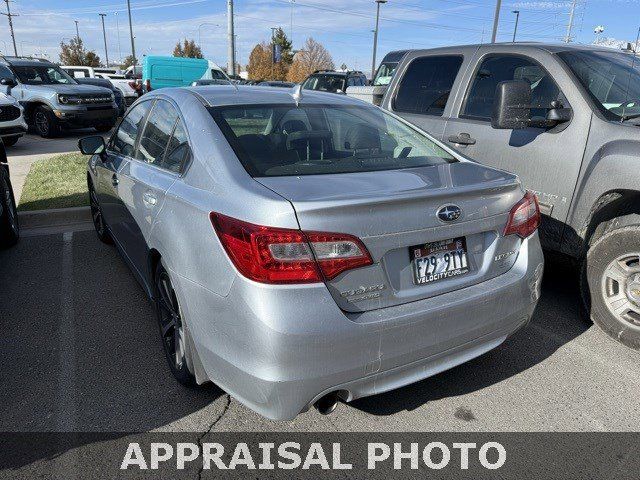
[258, 81, 296, 88]
[76, 77, 125, 116]
[301, 70, 367, 94]
[0, 138, 18, 248]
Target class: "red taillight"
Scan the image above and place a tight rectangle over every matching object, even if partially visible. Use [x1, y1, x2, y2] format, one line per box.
[210, 213, 373, 284]
[504, 191, 541, 239]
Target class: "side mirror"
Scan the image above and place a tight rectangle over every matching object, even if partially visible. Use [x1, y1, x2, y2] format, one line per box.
[491, 80, 531, 130]
[545, 101, 572, 126]
[0, 77, 17, 94]
[78, 136, 106, 155]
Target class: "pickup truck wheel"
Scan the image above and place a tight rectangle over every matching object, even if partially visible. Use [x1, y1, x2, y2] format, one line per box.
[34, 106, 60, 138]
[0, 166, 19, 249]
[586, 223, 640, 350]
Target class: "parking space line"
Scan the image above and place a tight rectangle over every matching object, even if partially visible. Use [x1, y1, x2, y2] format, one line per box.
[56, 231, 77, 432]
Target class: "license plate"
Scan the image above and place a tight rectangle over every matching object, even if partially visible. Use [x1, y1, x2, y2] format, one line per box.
[411, 237, 470, 285]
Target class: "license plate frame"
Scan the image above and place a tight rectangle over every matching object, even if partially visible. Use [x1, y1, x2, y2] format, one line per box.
[410, 237, 470, 286]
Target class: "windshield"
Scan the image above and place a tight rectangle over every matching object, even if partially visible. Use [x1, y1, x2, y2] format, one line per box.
[373, 62, 399, 86]
[559, 50, 640, 120]
[12, 65, 77, 85]
[302, 74, 346, 93]
[209, 104, 456, 177]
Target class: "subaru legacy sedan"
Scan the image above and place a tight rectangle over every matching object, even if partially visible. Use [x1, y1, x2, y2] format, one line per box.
[78, 85, 544, 420]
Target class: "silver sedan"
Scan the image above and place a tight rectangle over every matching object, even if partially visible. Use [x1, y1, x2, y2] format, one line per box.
[78, 85, 544, 420]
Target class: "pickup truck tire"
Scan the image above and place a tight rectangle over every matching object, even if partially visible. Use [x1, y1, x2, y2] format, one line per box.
[585, 220, 640, 350]
[0, 166, 19, 249]
[2, 136, 20, 147]
[34, 106, 60, 138]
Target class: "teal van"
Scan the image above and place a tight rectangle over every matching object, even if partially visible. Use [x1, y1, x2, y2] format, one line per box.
[142, 56, 229, 91]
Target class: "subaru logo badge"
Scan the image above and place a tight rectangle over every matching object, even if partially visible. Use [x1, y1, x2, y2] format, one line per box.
[437, 205, 462, 222]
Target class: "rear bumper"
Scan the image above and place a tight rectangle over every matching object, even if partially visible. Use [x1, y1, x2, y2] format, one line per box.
[173, 233, 544, 421]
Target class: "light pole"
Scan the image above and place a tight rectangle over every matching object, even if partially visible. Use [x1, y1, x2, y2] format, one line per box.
[126, 0, 137, 75]
[512, 10, 520, 42]
[75, 20, 80, 41]
[371, 0, 387, 81]
[491, 0, 501, 43]
[114, 12, 122, 64]
[227, 0, 236, 77]
[198, 22, 220, 49]
[99, 13, 109, 66]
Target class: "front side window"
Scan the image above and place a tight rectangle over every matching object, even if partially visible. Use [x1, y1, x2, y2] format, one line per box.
[209, 104, 456, 177]
[559, 50, 640, 121]
[110, 101, 153, 157]
[463, 55, 564, 121]
[0, 64, 14, 81]
[12, 65, 76, 85]
[135, 100, 179, 166]
[394, 55, 463, 116]
[211, 69, 227, 80]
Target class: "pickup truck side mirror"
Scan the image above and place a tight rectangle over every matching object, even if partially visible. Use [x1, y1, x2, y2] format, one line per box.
[491, 80, 531, 130]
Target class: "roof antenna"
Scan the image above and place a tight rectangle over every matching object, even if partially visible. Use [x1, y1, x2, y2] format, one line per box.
[621, 26, 640, 121]
[291, 84, 303, 106]
[227, 79, 239, 92]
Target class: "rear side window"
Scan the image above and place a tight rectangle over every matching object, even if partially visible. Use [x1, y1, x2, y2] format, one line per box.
[110, 100, 153, 157]
[135, 100, 179, 166]
[163, 120, 190, 173]
[0, 64, 14, 80]
[463, 55, 564, 120]
[394, 55, 463, 116]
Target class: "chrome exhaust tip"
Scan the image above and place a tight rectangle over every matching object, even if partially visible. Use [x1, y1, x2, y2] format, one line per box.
[314, 392, 339, 415]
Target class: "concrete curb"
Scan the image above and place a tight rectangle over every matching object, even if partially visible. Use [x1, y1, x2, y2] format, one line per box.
[18, 206, 92, 230]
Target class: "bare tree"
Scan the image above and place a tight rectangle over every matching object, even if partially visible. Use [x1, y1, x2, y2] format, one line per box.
[287, 38, 334, 83]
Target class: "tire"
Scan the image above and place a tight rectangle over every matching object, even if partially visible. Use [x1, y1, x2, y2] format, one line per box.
[34, 106, 60, 138]
[154, 261, 196, 386]
[2, 136, 20, 147]
[88, 181, 113, 244]
[585, 222, 640, 350]
[0, 166, 19, 249]
[94, 125, 112, 133]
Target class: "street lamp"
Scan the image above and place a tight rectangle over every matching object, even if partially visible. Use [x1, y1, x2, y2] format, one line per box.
[99, 13, 109, 67]
[512, 10, 520, 42]
[371, 0, 387, 82]
[197, 22, 221, 47]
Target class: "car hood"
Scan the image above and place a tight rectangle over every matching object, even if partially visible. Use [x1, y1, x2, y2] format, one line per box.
[31, 84, 114, 95]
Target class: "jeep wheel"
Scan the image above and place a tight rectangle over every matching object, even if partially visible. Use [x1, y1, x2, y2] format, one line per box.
[34, 107, 60, 138]
[586, 223, 640, 350]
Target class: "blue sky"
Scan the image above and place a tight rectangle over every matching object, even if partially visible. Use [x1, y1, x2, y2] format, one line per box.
[2, 0, 639, 71]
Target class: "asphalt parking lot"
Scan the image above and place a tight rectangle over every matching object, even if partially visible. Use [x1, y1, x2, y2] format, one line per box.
[1, 223, 639, 433]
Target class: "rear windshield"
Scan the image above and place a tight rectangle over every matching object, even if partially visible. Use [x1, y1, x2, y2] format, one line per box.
[208, 104, 457, 177]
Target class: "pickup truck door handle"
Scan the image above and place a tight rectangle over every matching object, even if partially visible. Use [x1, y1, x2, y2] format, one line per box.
[111, 174, 119, 186]
[143, 192, 157, 206]
[447, 133, 476, 146]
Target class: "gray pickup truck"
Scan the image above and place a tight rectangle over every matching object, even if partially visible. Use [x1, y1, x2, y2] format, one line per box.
[0, 57, 117, 138]
[382, 43, 640, 349]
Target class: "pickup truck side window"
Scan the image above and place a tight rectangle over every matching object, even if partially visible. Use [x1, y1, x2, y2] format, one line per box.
[394, 55, 463, 116]
[462, 55, 563, 121]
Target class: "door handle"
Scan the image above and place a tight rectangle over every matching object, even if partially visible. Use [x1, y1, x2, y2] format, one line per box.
[111, 174, 119, 186]
[143, 192, 157, 206]
[447, 133, 476, 146]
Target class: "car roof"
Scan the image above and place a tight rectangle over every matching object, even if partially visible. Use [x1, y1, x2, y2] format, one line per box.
[4, 59, 57, 67]
[156, 85, 372, 108]
[399, 42, 633, 56]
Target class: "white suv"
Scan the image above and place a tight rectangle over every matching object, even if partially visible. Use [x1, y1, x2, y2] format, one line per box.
[0, 85, 27, 147]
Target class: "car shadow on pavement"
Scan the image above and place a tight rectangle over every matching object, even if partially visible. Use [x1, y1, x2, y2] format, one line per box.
[6, 130, 111, 159]
[350, 257, 591, 416]
[0, 230, 225, 434]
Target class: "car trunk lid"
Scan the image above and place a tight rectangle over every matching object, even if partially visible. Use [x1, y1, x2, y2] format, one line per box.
[256, 162, 525, 312]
